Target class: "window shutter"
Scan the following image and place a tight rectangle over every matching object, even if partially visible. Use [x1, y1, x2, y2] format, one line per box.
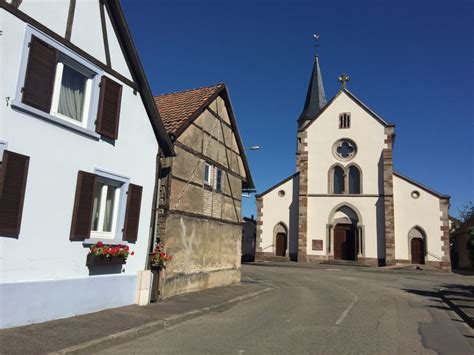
[22, 36, 58, 113]
[123, 184, 142, 242]
[70, 171, 96, 241]
[96, 76, 122, 140]
[0, 151, 30, 237]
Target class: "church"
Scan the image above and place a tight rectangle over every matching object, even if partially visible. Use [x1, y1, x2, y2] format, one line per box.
[255, 55, 451, 270]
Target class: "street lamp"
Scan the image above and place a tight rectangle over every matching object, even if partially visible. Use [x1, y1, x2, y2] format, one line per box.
[245, 145, 260, 151]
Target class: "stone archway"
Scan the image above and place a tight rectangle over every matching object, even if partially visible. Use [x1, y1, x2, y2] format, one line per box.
[327, 204, 364, 260]
[408, 226, 426, 264]
[273, 222, 288, 257]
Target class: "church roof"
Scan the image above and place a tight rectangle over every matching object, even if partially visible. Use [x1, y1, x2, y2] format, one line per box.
[393, 171, 450, 199]
[155, 84, 224, 136]
[154, 83, 255, 190]
[255, 172, 299, 198]
[298, 55, 327, 123]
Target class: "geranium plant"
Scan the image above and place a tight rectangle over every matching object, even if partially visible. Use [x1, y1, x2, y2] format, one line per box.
[88, 241, 134, 260]
[150, 242, 172, 269]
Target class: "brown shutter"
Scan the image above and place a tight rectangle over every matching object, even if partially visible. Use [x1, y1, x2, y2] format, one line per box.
[123, 184, 142, 242]
[22, 36, 58, 113]
[70, 171, 96, 241]
[96, 76, 122, 139]
[0, 151, 30, 237]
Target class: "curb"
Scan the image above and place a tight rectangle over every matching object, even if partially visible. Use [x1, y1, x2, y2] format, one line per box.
[51, 286, 275, 354]
[439, 290, 474, 328]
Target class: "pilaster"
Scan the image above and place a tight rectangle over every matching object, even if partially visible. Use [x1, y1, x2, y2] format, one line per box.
[383, 126, 395, 265]
[255, 196, 264, 261]
[439, 198, 452, 271]
[296, 130, 308, 262]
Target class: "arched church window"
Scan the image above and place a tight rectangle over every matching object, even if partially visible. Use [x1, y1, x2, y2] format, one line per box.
[348, 166, 361, 194]
[333, 166, 344, 194]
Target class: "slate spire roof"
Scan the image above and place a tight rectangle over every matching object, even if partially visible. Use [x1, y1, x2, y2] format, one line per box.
[298, 55, 326, 124]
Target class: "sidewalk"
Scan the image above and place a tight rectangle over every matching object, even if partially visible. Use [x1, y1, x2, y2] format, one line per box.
[0, 280, 274, 354]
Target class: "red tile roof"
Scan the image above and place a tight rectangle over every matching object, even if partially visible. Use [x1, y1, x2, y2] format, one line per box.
[154, 84, 224, 135]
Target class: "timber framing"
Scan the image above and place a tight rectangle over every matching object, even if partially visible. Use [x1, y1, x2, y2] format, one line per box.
[171, 174, 242, 202]
[164, 84, 254, 190]
[191, 122, 241, 156]
[167, 209, 243, 226]
[175, 142, 246, 182]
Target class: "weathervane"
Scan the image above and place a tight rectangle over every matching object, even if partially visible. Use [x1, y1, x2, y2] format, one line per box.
[338, 73, 350, 88]
[313, 34, 320, 56]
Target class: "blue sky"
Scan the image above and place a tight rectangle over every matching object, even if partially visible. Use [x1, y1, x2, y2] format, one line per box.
[122, 0, 473, 218]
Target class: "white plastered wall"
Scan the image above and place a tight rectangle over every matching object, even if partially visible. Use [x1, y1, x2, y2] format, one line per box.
[393, 175, 444, 262]
[304, 91, 387, 257]
[259, 175, 298, 256]
[0, 9, 158, 327]
[17, 0, 133, 81]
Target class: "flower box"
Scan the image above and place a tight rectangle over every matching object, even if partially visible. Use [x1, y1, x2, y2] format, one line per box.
[86, 254, 126, 266]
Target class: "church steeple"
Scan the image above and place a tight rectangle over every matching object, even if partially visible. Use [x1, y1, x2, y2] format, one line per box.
[297, 55, 326, 126]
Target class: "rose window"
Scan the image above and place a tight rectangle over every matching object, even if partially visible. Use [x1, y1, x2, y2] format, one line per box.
[332, 139, 357, 161]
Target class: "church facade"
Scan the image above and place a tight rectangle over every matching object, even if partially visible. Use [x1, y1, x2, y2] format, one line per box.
[256, 56, 451, 270]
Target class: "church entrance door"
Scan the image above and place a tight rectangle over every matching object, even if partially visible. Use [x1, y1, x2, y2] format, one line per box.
[275, 233, 286, 256]
[411, 238, 425, 264]
[334, 225, 356, 261]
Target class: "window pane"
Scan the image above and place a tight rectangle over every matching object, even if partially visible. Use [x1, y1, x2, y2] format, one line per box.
[58, 64, 86, 121]
[91, 182, 104, 232]
[349, 166, 360, 194]
[102, 185, 117, 232]
[333, 166, 344, 194]
[216, 169, 222, 192]
[204, 164, 210, 184]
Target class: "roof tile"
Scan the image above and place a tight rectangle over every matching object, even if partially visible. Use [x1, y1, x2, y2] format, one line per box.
[154, 84, 224, 135]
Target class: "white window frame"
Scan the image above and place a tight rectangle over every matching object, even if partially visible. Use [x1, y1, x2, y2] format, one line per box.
[49, 60, 94, 128]
[0, 141, 7, 162]
[90, 178, 122, 240]
[84, 169, 130, 245]
[12, 26, 103, 140]
[204, 163, 212, 186]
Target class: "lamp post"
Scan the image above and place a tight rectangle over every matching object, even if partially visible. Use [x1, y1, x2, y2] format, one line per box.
[245, 145, 260, 151]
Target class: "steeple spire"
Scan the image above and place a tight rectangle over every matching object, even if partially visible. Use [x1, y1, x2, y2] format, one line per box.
[297, 54, 327, 125]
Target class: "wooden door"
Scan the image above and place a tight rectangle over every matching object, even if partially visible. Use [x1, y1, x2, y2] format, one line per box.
[411, 238, 425, 264]
[334, 229, 345, 260]
[275, 233, 286, 256]
[344, 229, 356, 261]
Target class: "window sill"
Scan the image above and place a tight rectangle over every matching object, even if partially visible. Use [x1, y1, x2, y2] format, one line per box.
[11, 101, 100, 141]
[82, 238, 128, 246]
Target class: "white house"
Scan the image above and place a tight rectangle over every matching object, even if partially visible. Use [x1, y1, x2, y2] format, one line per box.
[256, 55, 451, 270]
[0, 0, 174, 328]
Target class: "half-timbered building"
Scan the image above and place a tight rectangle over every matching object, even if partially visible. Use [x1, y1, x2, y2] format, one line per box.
[154, 84, 254, 298]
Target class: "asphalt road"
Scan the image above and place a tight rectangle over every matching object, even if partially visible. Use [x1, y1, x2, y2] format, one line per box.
[99, 263, 474, 354]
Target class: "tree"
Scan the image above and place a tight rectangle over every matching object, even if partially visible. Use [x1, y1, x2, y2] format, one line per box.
[456, 202, 474, 267]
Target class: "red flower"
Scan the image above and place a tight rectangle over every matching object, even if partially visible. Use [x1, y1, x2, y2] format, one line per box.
[96, 241, 104, 247]
[131, 251, 135, 256]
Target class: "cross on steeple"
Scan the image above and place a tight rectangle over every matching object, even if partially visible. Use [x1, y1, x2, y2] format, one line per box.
[313, 34, 320, 56]
[338, 73, 350, 88]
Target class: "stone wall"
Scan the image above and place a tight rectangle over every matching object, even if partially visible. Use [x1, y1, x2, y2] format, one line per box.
[296, 130, 308, 262]
[383, 126, 395, 265]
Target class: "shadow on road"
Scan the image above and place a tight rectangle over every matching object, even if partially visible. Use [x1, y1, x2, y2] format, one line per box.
[402, 284, 474, 329]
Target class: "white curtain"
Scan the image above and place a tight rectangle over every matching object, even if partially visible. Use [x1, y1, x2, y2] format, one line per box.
[58, 65, 86, 121]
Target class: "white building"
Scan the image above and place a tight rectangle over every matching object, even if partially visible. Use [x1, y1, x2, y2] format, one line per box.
[0, 0, 174, 328]
[256, 56, 451, 270]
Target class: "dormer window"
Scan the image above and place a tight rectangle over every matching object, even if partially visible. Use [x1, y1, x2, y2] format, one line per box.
[339, 113, 351, 129]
